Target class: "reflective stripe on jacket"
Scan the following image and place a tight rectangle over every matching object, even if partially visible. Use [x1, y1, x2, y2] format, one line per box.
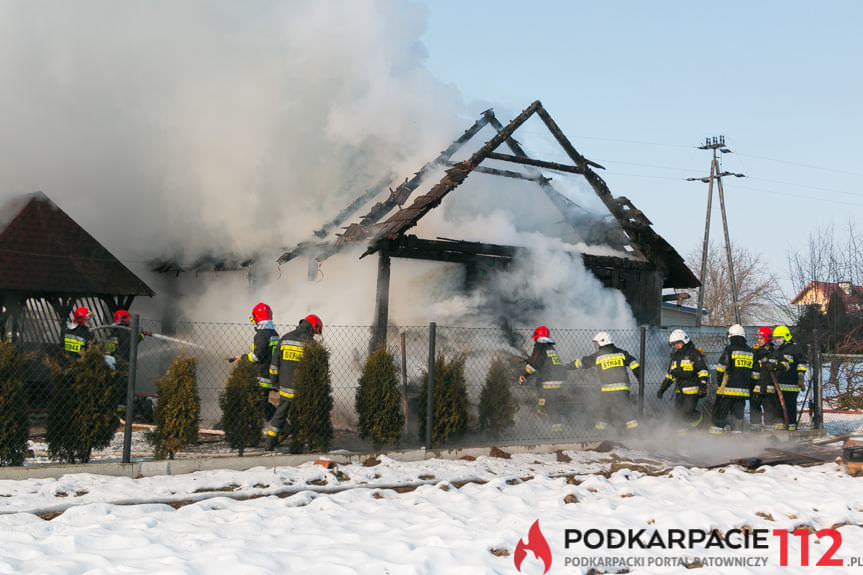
[571, 344, 640, 392]
[715, 337, 756, 397]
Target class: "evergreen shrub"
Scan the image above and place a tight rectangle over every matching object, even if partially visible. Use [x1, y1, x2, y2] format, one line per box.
[478, 356, 517, 438]
[355, 346, 403, 449]
[219, 358, 262, 455]
[149, 354, 200, 459]
[288, 340, 333, 453]
[417, 353, 468, 447]
[45, 344, 122, 463]
[0, 342, 31, 466]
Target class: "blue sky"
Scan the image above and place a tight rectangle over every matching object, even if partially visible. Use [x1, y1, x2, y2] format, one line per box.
[415, 0, 863, 294]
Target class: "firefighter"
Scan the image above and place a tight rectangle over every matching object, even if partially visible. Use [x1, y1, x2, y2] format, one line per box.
[263, 313, 322, 450]
[518, 325, 568, 433]
[63, 306, 93, 358]
[770, 325, 807, 431]
[233, 303, 280, 421]
[569, 331, 640, 433]
[103, 310, 152, 364]
[710, 324, 757, 434]
[750, 326, 778, 431]
[657, 329, 709, 433]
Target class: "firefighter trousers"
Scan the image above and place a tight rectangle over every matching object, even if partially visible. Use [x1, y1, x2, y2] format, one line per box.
[265, 395, 292, 439]
[712, 395, 747, 431]
[596, 390, 638, 432]
[673, 393, 702, 428]
[778, 390, 800, 430]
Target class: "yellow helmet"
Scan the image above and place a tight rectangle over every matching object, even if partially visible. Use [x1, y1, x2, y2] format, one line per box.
[772, 325, 791, 341]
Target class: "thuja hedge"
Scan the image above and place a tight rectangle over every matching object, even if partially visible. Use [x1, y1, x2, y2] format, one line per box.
[149, 354, 200, 459]
[478, 356, 518, 438]
[0, 342, 30, 466]
[288, 339, 333, 453]
[219, 357, 262, 456]
[45, 344, 122, 464]
[356, 346, 403, 450]
[417, 353, 468, 447]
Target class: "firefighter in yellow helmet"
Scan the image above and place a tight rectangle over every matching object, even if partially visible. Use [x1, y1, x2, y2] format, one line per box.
[768, 325, 807, 430]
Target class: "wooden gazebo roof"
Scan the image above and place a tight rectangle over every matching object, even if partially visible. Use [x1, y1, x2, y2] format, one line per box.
[0, 192, 154, 298]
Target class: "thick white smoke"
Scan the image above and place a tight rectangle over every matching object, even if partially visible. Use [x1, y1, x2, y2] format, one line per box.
[0, 0, 638, 331]
[0, 0, 461, 258]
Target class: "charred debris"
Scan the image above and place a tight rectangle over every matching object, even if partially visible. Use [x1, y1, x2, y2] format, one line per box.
[152, 101, 699, 345]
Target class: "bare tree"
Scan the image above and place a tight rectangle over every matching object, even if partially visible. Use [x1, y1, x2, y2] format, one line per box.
[787, 221, 863, 318]
[686, 241, 783, 326]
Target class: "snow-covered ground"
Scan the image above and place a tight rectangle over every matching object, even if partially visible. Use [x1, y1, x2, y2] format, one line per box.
[0, 435, 862, 574]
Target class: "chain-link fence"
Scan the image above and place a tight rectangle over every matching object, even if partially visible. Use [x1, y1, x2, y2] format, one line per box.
[4, 320, 855, 466]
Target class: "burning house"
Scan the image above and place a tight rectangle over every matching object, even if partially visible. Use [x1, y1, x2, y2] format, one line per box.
[272, 101, 698, 344]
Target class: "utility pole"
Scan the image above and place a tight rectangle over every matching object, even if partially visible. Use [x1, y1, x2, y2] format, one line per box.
[686, 136, 745, 326]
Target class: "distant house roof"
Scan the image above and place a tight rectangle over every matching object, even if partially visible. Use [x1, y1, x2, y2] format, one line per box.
[0, 192, 154, 297]
[790, 281, 863, 312]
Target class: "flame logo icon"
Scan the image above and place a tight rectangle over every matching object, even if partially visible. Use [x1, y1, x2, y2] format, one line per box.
[514, 519, 552, 574]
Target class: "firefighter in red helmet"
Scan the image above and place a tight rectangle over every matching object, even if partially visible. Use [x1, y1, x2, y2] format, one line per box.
[750, 326, 777, 431]
[233, 303, 280, 421]
[518, 325, 568, 433]
[103, 309, 151, 364]
[63, 306, 93, 357]
[264, 313, 323, 450]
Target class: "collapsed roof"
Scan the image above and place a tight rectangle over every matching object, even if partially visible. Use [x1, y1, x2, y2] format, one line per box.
[277, 100, 698, 290]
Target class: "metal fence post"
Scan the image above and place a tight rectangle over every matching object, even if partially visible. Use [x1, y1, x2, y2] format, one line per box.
[638, 326, 646, 416]
[813, 330, 823, 430]
[401, 331, 408, 434]
[425, 322, 436, 449]
[122, 314, 140, 464]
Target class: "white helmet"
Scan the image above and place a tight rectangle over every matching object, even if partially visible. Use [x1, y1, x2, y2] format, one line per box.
[592, 331, 612, 347]
[669, 329, 690, 345]
[727, 324, 745, 339]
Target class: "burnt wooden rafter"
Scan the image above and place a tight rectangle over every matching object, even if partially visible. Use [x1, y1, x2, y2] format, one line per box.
[340, 111, 494, 244]
[276, 110, 495, 264]
[360, 100, 545, 257]
[483, 151, 585, 174]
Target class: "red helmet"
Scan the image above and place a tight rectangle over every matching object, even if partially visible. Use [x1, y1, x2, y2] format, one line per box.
[250, 302, 273, 323]
[757, 326, 773, 341]
[113, 310, 131, 325]
[532, 325, 549, 341]
[72, 306, 91, 325]
[304, 314, 323, 334]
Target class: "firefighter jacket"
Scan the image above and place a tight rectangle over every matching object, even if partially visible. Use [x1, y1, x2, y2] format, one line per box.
[752, 342, 775, 394]
[247, 321, 279, 389]
[715, 336, 756, 398]
[662, 341, 709, 396]
[570, 344, 640, 392]
[268, 320, 314, 399]
[771, 341, 808, 392]
[63, 323, 92, 356]
[522, 337, 567, 390]
[103, 324, 145, 362]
